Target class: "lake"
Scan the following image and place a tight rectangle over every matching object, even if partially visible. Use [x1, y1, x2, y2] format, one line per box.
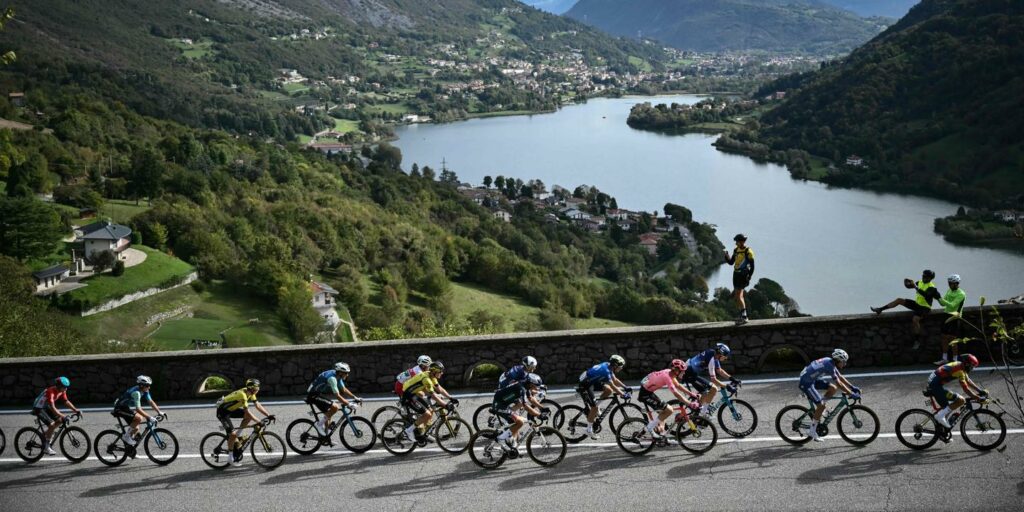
[393, 95, 1023, 315]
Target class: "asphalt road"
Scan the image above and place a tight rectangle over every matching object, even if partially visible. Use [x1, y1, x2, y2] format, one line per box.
[1, 366, 1022, 512]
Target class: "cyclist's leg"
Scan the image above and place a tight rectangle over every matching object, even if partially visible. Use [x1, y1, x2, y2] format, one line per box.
[639, 388, 667, 432]
[130, 411, 144, 436]
[217, 408, 237, 447]
[577, 385, 597, 424]
[815, 381, 835, 420]
[37, 408, 59, 440]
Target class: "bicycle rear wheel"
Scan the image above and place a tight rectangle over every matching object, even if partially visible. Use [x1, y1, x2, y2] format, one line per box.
[960, 409, 1006, 451]
[286, 418, 322, 455]
[372, 405, 403, 434]
[436, 417, 472, 454]
[145, 428, 179, 465]
[472, 404, 498, 432]
[718, 399, 758, 438]
[468, 430, 507, 469]
[775, 405, 813, 445]
[199, 432, 230, 470]
[676, 417, 718, 454]
[380, 418, 416, 455]
[14, 428, 45, 463]
[555, 404, 588, 443]
[527, 426, 567, 467]
[60, 426, 91, 463]
[609, 402, 644, 432]
[251, 432, 287, 470]
[837, 405, 879, 445]
[93, 430, 129, 467]
[895, 409, 939, 450]
[0, 428, 6, 456]
[339, 416, 377, 453]
[615, 418, 655, 456]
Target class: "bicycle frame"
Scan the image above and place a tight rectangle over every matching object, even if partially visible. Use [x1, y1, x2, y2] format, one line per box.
[803, 394, 852, 428]
[305, 403, 361, 437]
[112, 414, 167, 447]
[34, 413, 74, 446]
[708, 384, 743, 421]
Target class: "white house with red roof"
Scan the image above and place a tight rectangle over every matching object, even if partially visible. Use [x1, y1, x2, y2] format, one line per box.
[310, 280, 341, 329]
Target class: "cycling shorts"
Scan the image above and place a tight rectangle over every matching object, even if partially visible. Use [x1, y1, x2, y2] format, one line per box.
[32, 407, 57, 426]
[216, 406, 246, 432]
[927, 374, 959, 408]
[940, 313, 962, 336]
[732, 271, 751, 290]
[306, 394, 334, 414]
[402, 392, 430, 414]
[900, 300, 931, 317]
[576, 385, 597, 408]
[490, 406, 519, 426]
[799, 378, 832, 405]
[638, 388, 666, 411]
[682, 367, 712, 394]
[113, 406, 136, 423]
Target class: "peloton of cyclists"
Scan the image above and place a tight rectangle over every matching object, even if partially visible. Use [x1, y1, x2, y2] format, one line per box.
[798, 349, 860, 442]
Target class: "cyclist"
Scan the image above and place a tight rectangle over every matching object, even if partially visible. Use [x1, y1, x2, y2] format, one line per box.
[307, 362, 363, 437]
[31, 377, 82, 456]
[492, 373, 547, 452]
[871, 269, 942, 349]
[497, 356, 538, 389]
[394, 355, 432, 396]
[401, 361, 458, 440]
[216, 378, 275, 466]
[724, 233, 755, 324]
[640, 359, 700, 437]
[798, 349, 860, 442]
[576, 355, 629, 439]
[113, 375, 163, 447]
[928, 354, 987, 429]
[684, 343, 737, 418]
[935, 274, 967, 365]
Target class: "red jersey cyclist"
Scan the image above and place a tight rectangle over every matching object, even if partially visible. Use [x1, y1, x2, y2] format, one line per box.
[32, 376, 82, 455]
[928, 354, 988, 429]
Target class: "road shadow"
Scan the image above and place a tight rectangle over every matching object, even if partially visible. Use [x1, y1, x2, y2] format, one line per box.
[664, 443, 859, 479]
[795, 448, 989, 484]
[0, 464, 100, 490]
[261, 450, 452, 486]
[493, 447, 678, 492]
[78, 465, 261, 498]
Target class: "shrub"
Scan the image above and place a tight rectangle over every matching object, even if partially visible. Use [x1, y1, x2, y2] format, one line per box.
[190, 279, 207, 293]
[111, 260, 125, 277]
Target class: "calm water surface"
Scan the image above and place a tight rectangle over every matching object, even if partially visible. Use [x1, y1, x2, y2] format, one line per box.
[394, 96, 1023, 315]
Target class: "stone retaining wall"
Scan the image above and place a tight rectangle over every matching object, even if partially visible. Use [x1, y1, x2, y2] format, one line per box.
[80, 272, 198, 316]
[1, 305, 1021, 405]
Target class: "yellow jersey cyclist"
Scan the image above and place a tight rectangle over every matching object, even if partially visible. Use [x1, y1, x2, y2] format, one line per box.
[928, 354, 988, 429]
[113, 375, 164, 448]
[32, 376, 82, 455]
[401, 361, 459, 440]
[306, 362, 363, 437]
[640, 359, 701, 437]
[216, 378, 275, 466]
[492, 373, 548, 452]
[798, 349, 860, 442]
[683, 343, 738, 418]
[576, 354, 630, 439]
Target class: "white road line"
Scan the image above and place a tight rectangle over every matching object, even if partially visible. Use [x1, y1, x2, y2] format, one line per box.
[2, 429, 1021, 464]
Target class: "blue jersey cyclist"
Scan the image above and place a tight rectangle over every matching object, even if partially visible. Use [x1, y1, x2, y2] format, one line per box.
[498, 356, 538, 389]
[113, 375, 163, 448]
[684, 343, 738, 418]
[492, 373, 547, 452]
[306, 362, 363, 437]
[576, 355, 629, 439]
[798, 349, 860, 442]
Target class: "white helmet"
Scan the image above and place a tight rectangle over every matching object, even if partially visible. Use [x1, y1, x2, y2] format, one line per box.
[334, 362, 350, 373]
[522, 355, 538, 370]
[417, 355, 432, 366]
[137, 375, 153, 385]
[831, 349, 849, 363]
[947, 274, 961, 284]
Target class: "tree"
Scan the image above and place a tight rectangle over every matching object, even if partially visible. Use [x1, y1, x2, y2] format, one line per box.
[439, 168, 459, 184]
[111, 260, 125, 277]
[483, 175, 492, 188]
[494, 175, 506, 190]
[0, 197, 64, 261]
[277, 278, 325, 344]
[1, 7, 15, 65]
[131, 146, 166, 205]
[0, 256, 94, 358]
[422, 165, 436, 180]
[92, 250, 116, 273]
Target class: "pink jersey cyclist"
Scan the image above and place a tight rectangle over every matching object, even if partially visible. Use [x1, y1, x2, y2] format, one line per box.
[638, 361, 700, 436]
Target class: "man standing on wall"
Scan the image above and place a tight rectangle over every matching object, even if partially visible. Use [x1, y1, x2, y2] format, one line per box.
[725, 234, 755, 325]
[871, 269, 942, 349]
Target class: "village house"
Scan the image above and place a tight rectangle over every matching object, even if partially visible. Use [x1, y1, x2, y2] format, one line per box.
[638, 233, 663, 256]
[308, 142, 352, 155]
[493, 210, 512, 223]
[76, 221, 132, 261]
[310, 280, 341, 330]
[845, 155, 866, 167]
[32, 265, 69, 295]
[8, 92, 25, 107]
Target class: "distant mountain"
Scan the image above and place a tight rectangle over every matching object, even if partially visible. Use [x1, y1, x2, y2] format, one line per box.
[566, 0, 888, 54]
[758, 0, 1024, 205]
[820, 1, 919, 18]
[519, 0, 579, 14]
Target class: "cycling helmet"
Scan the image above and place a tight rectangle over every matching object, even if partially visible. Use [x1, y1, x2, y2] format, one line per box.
[334, 362, 351, 373]
[958, 354, 979, 369]
[136, 375, 153, 386]
[671, 359, 687, 372]
[526, 373, 543, 387]
[56, 376, 70, 388]
[245, 378, 261, 389]
[947, 274, 961, 284]
[715, 343, 732, 356]
[522, 355, 538, 370]
[429, 361, 445, 373]
[733, 233, 747, 242]
[609, 354, 626, 368]
[417, 355, 432, 366]
[922, 269, 935, 279]
[831, 349, 849, 363]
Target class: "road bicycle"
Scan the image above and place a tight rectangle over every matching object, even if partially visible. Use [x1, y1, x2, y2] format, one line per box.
[895, 395, 1006, 451]
[372, 396, 466, 434]
[615, 397, 717, 455]
[379, 401, 472, 456]
[286, 401, 376, 455]
[94, 413, 178, 466]
[14, 411, 90, 463]
[469, 411, 567, 469]
[472, 386, 564, 431]
[682, 380, 758, 437]
[554, 392, 644, 443]
[200, 416, 287, 470]
[775, 393, 880, 445]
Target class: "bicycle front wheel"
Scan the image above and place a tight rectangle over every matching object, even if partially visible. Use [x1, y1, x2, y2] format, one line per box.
[960, 409, 1006, 451]
[0, 428, 6, 456]
[527, 426, 567, 467]
[145, 428, 179, 465]
[339, 416, 377, 453]
[615, 418, 655, 456]
[251, 431, 287, 470]
[468, 429, 506, 469]
[718, 399, 758, 438]
[609, 402, 645, 432]
[676, 417, 718, 454]
[775, 405, 813, 445]
[371, 405, 403, 435]
[472, 404, 498, 432]
[60, 426, 91, 463]
[285, 418, 322, 455]
[380, 418, 416, 455]
[436, 417, 472, 454]
[555, 404, 588, 443]
[895, 409, 939, 450]
[837, 405, 879, 445]
[93, 430, 129, 467]
[199, 432, 230, 470]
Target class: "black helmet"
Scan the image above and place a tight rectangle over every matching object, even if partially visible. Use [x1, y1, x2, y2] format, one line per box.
[429, 361, 445, 373]
[922, 269, 935, 279]
[734, 233, 747, 242]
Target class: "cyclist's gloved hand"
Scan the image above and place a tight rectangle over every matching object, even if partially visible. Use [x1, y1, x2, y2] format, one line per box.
[689, 401, 701, 411]
[540, 407, 551, 415]
[267, 414, 277, 422]
[730, 377, 740, 384]
[851, 386, 861, 394]
[450, 397, 460, 405]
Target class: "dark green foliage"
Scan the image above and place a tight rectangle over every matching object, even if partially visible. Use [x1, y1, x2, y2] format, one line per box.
[111, 260, 125, 277]
[91, 250, 116, 274]
[0, 197, 63, 261]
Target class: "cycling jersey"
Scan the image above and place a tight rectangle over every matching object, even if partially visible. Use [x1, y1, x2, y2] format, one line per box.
[934, 361, 969, 385]
[218, 388, 257, 412]
[687, 349, 721, 378]
[939, 288, 967, 314]
[33, 386, 67, 409]
[579, 362, 614, 387]
[498, 365, 528, 388]
[915, 280, 941, 308]
[492, 383, 528, 410]
[799, 357, 839, 385]
[728, 247, 755, 274]
[114, 385, 151, 410]
[308, 369, 344, 396]
[641, 369, 680, 393]
[402, 371, 437, 395]
[396, 366, 423, 384]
